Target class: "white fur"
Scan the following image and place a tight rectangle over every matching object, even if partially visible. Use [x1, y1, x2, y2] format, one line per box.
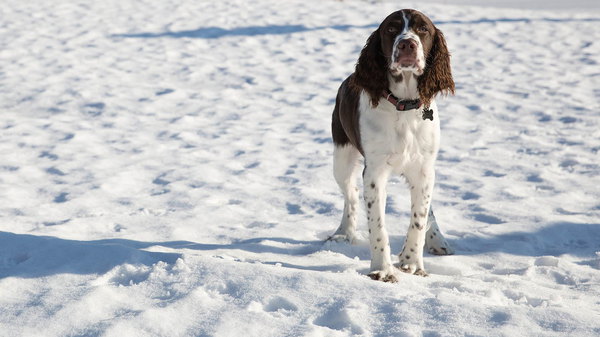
[331, 144, 361, 243]
[401, 11, 410, 34]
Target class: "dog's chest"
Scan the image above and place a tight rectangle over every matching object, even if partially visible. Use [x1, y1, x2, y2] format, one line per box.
[362, 110, 419, 153]
[359, 95, 439, 168]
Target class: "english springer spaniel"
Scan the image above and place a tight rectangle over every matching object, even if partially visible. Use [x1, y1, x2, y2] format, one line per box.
[330, 9, 455, 282]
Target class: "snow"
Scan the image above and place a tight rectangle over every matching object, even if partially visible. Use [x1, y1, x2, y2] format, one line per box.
[0, 0, 599, 336]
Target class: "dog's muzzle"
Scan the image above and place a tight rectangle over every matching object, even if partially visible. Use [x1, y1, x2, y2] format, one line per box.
[394, 38, 418, 67]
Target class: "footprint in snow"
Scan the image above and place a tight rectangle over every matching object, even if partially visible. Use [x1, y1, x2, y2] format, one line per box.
[83, 102, 105, 117]
[313, 301, 365, 334]
[155, 88, 174, 96]
[263, 296, 298, 315]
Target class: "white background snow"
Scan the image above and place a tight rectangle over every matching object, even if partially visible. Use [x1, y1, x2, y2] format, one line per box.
[1, 0, 599, 336]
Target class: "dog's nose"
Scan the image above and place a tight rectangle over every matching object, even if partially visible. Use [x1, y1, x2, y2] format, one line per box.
[398, 39, 417, 51]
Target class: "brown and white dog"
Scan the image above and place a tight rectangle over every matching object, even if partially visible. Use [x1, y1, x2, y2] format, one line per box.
[330, 9, 455, 282]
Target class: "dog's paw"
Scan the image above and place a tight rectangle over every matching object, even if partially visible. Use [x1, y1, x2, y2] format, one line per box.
[396, 252, 427, 276]
[414, 269, 429, 277]
[396, 263, 429, 277]
[326, 233, 355, 244]
[425, 236, 455, 255]
[368, 269, 399, 283]
[425, 226, 455, 255]
[427, 245, 455, 256]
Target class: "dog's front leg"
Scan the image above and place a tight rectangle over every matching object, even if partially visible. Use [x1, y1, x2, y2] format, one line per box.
[363, 161, 397, 282]
[398, 165, 435, 276]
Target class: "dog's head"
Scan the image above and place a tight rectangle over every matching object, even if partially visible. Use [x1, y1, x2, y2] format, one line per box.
[353, 9, 455, 106]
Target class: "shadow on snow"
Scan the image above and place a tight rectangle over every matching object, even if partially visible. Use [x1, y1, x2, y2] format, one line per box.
[446, 222, 600, 258]
[111, 17, 600, 39]
[111, 23, 378, 39]
[0, 232, 323, 279]
[1, 222, 597, 279]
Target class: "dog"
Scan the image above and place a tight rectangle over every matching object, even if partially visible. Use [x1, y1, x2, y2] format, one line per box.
[330, 9, 455, 282]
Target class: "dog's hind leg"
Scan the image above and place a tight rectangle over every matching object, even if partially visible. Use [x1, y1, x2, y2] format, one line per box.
[329, 144, 361, 243]
[425, 206, 455, 255]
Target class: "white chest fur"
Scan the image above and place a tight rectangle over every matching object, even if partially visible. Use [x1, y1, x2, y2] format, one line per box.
[358, 91, 440, 173]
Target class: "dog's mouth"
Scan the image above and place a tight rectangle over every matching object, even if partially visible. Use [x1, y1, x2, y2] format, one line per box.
[390, 60, 424, 75]
[397, 54, 418, 65]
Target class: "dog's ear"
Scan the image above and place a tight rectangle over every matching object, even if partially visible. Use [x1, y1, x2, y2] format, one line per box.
[418, 27, 455, 106]
[352, 29, 388, 107]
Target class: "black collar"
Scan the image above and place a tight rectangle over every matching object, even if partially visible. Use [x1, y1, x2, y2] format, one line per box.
[383, 89, 422, 111]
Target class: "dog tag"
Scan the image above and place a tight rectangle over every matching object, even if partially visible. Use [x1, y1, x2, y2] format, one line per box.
[422, 107, 434, 121]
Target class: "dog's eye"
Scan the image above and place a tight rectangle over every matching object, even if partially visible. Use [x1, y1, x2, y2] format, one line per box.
[386, 26, 398, 34]
[417, 26, 429, 33]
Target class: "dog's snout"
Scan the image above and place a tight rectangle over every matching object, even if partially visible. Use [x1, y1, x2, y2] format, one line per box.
[394, 38, 419, 66]
[398, 39, 417, 51]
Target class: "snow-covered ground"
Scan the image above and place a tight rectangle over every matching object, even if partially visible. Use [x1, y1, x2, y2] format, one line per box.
[1, 0, 599, 336]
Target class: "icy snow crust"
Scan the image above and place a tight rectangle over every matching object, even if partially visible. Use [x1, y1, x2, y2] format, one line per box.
[1, 0, 599, 336]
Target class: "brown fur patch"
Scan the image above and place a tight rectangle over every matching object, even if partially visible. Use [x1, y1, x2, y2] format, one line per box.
[417, 28, 455, 106]
[352, 29, 388, 108]
[331, 76, 364, 154]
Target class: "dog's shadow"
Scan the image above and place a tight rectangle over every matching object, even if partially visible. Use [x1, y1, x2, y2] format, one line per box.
[444, 222, 600, 258]
[2, 222, 597, 279]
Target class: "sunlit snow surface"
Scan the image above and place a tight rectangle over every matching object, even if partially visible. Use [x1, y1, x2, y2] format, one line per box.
[1, 0, 599, 336]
